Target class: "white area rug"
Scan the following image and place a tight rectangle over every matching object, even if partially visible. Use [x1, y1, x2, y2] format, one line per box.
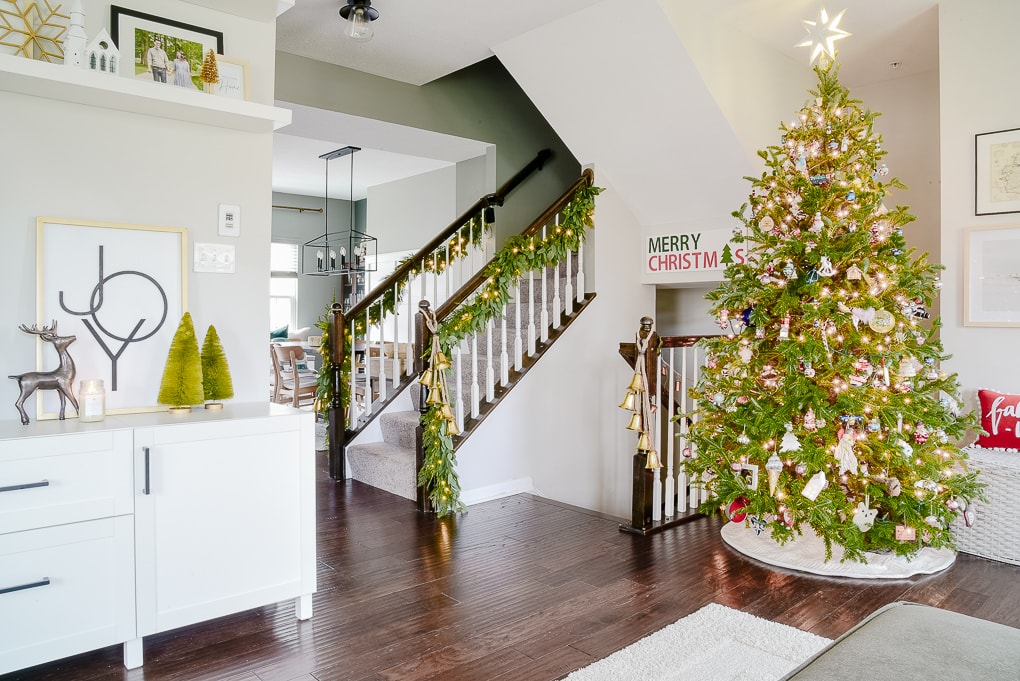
[721, 521, 956, 579]
[563, 603, 830, 681]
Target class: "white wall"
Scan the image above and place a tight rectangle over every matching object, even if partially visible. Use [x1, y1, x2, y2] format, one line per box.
[939, 0, 1020, 406]
[457, 174, 654, 519]
[1, 0, 278, 422]
[367, 166, 457, 253]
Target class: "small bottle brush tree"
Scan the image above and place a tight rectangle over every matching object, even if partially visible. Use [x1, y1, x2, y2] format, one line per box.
[157, 312, 204, 413]
[200, 49, 218, 93]
[682, 61, 983, 562]
[200, 325, 233, 409]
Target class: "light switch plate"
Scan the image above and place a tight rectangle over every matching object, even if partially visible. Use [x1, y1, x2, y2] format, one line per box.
[218, 204, 241, 237]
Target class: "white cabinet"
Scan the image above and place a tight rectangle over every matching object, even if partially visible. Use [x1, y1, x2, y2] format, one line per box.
[0, 403, 315, 675]
[134, 411, 316, 636]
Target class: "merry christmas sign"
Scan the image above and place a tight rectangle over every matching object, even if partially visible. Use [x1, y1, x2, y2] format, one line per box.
[641, 227, 744, 285]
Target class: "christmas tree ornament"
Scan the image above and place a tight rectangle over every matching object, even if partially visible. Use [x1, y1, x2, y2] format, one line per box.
[895, 524, 917, 541]
[766, 453, 783, 495]
[682, 446, 694, 458]
[794, 462, 808, 476]
[780, 424, 802, 452]
[835, 429, 858, 475]
[802, 471, 828, 501]
[868, 308, 895, 333]
[749, 516, 768, 535]
[759, 364, 780, 390]
[846, 263, 864, 280]
[738, 343, 753, 364]
[868, 417, 881, 433]
[817, 256, 836, 276]
[778, 314, 791, 341]
[964, 507, 976, 527]
[810, 212, 824, 233]
[727, 497, 749, 523]
[783, 260, 798, 280]
[852, 501, 878, 531]
[846, 189, 857, 201]
[759, 215, 776, 232]
[737, 430, 750, 445]
[914, 421, 930, 444]
[717, 309, 731, 330]
[803, 407, 818, 431]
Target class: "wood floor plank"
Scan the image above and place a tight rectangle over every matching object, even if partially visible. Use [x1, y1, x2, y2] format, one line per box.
[4, 460, 1019, 681]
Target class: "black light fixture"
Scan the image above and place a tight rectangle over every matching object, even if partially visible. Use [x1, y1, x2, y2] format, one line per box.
[302, 146, 377, 281]
[339, 0, 379, 42]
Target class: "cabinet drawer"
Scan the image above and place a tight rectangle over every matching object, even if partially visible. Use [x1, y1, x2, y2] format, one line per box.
[0, 516, 136, 675]
[0, 430, 133, 534]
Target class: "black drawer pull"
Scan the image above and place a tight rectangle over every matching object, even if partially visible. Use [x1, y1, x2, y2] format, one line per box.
[0, 577, 51, 595]
[0, 480, 49, 493]
[143, 447, 151, 495]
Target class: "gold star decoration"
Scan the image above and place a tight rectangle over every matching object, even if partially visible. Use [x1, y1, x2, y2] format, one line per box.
[0, 0, 69, 62]
[796, 7, 851, 65]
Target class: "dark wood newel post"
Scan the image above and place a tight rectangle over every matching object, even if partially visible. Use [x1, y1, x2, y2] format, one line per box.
[414, 300, 434, 513]
[630, 316, 659, 532]
[328, 302, 346, 480]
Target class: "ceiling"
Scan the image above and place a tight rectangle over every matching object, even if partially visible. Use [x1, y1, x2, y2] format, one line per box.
[272, 0, 940, 200]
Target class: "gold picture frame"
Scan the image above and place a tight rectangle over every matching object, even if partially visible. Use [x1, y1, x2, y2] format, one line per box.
[214, 54, 248, 100]
[36, 217, 188, 418]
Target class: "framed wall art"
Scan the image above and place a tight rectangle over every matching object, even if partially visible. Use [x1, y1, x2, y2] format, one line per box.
[36, 217, 188, 417]
[213, 54, 247, 100]
[110, 5, 223, 89]
[964, 224, 1020, 327]
[975, 127, 1020, 215]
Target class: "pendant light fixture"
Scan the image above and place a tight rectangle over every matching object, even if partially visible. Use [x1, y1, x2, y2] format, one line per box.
[302, 146, 377, 289]
[339, 0, 379, 42]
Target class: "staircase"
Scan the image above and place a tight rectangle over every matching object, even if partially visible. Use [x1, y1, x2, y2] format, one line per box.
[333, 166, 598, 508]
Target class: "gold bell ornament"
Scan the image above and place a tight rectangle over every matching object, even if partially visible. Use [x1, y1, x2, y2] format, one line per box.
[426, 387, 445, 405]
[636, 432, 652, 451]
[645, 449, 662, 469]
[433, 352, 451, 371]
[440, 403, 456, 422]
[618, 391, 637, 411]
[627, 372, 644, 393]
[626, 413, 644, 432]
[419, 368, 435, 387]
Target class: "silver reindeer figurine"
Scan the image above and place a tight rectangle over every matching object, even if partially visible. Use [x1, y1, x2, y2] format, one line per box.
[9, 321, 79, 425]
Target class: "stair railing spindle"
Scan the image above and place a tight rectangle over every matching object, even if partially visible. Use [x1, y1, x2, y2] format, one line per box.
[664, 348, 675, 519]
[540, 224, 549, 342]
[499, 306, 509, 387]
[485, 318, 495, 401]
[552, 214, 562, 330]
[564, 249, 574, 316]
[513, 282, 523, 371]
[470, 331, 480, 418]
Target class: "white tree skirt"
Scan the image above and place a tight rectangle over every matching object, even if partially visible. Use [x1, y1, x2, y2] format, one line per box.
[721, 521, 956, 579]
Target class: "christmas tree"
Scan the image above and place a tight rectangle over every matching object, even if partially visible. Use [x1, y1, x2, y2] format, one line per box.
[682, 60, 983, 562]
[200, 325, 234, 407]
[157, 312, 204, 412]
[200, 49, 219, 92]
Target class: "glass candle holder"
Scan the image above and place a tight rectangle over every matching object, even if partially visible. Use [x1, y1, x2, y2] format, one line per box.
[79, 379, 106, 423]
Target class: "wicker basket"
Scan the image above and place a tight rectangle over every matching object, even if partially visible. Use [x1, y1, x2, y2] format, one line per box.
[950, 446, 1020, 566]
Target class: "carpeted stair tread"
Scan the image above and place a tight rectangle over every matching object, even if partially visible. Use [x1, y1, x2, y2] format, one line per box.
[347, 441, 416, 501]
[380, 410, 420, 450]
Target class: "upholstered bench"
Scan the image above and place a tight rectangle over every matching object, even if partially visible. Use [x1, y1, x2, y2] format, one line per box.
[782, 602, 1020, 680]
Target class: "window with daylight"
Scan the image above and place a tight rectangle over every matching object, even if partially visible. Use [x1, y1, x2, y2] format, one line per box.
[270, 242, 299, 331]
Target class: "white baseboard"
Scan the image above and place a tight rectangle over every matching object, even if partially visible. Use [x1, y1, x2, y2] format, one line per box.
[461, 477, 534, 506]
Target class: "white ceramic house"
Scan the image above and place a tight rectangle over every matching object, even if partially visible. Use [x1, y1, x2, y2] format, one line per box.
[86, 29, 119, 75]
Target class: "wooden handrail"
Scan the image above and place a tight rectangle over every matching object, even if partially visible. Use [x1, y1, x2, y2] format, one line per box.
[344, 149, 554, 321]
[434, 168, 595, 321]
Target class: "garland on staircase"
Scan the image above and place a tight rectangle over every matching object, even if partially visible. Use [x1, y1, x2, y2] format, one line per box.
[419, 182, 603, 516]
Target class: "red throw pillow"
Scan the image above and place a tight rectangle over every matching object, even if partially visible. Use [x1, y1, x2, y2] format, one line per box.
[976, 389, 1020, 450]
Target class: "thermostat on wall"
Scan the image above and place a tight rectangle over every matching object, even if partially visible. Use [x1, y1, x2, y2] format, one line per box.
[218, 204, 241, 237]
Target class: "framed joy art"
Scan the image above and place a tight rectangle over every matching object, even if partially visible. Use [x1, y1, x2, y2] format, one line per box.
[36, 217, 188, 418]
[111, 5, 223, 90]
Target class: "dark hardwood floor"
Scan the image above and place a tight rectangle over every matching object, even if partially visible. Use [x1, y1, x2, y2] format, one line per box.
[7, 458, 1020, 681]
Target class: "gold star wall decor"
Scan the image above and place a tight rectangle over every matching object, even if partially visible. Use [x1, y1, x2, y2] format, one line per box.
[0, 0, 69, 62]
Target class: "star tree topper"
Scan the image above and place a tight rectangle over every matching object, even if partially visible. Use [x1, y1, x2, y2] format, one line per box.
[796, 7, 851, 64]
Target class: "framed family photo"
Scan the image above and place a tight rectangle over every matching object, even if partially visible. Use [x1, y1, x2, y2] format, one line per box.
[110, 5, 224, 91]
[975, 127, 1020, 215]
[964, 224, 1020, 327]
[36, 217, 188, 417]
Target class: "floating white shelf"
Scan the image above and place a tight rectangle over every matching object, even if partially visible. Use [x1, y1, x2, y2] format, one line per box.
[0, 53, 291, 133]
[181, 0, 294, 21]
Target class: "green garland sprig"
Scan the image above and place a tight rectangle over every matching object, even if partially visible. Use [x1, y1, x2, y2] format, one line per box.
[419, 182, 603, 515]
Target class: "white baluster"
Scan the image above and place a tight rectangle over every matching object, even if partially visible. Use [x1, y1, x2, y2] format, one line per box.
[376, 303, 387, 401]
[678, 345, 689, 511]
[651, 373, 662, 522]
[527, 263, 536, 356]
[499, 306, 509, 386]
[363, 311, 374, 415]
[576, 239, 585, 305]
[540, 225, 549, 342]
[513, 281, 523, 371]
[692, 347, 703, 509]
[664, 350, 674, 519]
[453, 346, 464, 432]
[443, 241, 450, 305]
[564, 249, 574, 316]
[470, 331, 480, 418]
[406, 277, 415, 376]
[485, 318, 495, 402]
[392, 282, 401, 381]
[349, 319, 360, 425]
[552, 216, 562, 330]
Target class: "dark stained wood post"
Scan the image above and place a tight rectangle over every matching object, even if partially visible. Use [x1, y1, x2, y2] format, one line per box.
[630, 316, 659, 532]
[328, 302, 346, 480]
[414, 300, 434, 513]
